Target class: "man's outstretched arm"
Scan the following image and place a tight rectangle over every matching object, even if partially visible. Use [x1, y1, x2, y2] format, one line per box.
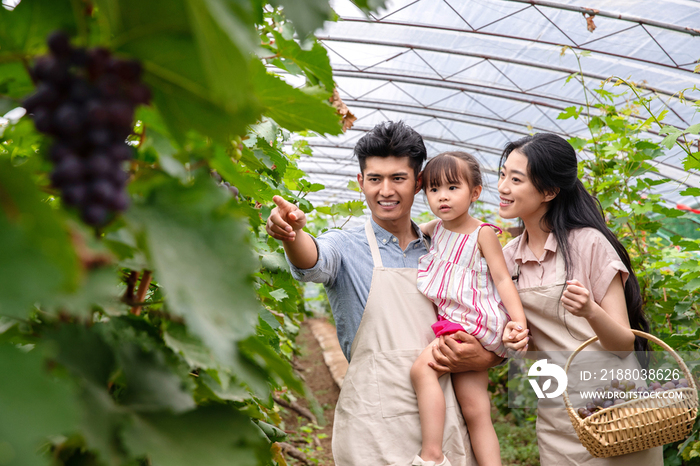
[429, 332, 504, 372]
[266, 195, 318, 270]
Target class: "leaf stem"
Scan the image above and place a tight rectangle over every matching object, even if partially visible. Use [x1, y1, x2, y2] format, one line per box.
[572, 51, 600, 157]
[130, 270, 153, 315]
[69, 0, 89, 47]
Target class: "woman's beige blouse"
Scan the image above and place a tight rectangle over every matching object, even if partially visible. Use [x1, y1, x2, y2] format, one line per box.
[502, 227, 629, 303]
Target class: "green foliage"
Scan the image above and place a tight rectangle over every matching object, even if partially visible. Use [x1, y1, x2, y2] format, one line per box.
[0, 344, 79, 466]
[122, 406, 268, 466]
[93, 0, 260, 144]
[0, 2, 371, 465]
[0, 158, 79, 318]
[0, 0, 77, 57]
[493, 415, 540, 466]
[125, 174, 261, 363]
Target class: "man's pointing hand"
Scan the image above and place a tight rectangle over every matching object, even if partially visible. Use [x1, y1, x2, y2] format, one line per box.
[266, 195, 307, 241]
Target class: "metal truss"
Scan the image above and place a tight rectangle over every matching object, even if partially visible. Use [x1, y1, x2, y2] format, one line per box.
[298, 0, 700, 214]
[320, 36, 694, 99]
[504, 0, 700, 37]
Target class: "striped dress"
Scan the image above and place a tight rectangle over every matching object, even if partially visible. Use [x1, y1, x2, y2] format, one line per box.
[417, 221, 510, 357]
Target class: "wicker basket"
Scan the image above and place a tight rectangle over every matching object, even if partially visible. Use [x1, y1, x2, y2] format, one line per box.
[563, 330, 698, 458]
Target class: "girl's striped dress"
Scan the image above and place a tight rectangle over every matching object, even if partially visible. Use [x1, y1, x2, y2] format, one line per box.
[417, 221, 510, 357]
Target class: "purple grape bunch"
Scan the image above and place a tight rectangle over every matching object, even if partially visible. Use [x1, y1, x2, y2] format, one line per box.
[23, 31, 151, 226]
[222, 181, 239, 197]
[210, 170, 239, 198]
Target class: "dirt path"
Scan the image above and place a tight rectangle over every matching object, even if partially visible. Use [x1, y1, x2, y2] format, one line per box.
[278, 318, 340, 465]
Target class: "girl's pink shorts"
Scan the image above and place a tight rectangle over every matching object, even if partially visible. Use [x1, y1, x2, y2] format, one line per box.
[431, 315, 466, 338]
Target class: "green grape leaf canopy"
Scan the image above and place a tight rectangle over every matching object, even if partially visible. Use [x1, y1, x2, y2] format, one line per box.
[0, 0, 359, 464]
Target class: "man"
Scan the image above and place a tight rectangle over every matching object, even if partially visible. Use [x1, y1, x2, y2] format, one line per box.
[266, 121, 501, 466]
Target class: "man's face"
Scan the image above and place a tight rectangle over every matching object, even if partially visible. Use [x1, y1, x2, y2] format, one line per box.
[357, 156, 421, 226]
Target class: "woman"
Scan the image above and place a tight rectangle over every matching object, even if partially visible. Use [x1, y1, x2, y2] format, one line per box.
[498, 133, 663, 465]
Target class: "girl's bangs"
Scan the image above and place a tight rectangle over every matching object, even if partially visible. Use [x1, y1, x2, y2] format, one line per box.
[424, 155, 466, 188]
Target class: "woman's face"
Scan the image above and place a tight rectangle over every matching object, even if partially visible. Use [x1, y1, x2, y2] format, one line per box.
[497, 150, 550, 221]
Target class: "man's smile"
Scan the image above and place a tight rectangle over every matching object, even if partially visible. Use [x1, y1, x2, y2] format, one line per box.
[378, 200, 399, 207]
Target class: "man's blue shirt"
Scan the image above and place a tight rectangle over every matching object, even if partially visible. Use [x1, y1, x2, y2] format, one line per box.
[288, 218, 429, 361]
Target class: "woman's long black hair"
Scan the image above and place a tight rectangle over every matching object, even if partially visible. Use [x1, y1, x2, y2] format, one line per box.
[500, 133, 650, 356]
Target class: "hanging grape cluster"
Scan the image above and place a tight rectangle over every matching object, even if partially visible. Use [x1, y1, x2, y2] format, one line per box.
[23, 31, 151, 226]
[210, 170, 240, 198]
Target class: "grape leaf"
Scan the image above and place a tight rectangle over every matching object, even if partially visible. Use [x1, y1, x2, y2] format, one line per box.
[269, 0, 334, 38]
[268, 288, 288, 301]
[163, 322, 271, 399]
[194, 369, 252, 403]
[117, 342, 196, 413]
[252, 61, 342, 135]
[125, 175, 261, 368]
[94, 0, 262, 144]
[557, 106, 581, 120]
[48, 324, 116, 386]
[77, 383, 129, 466]
[163, 321, 218, 370]
[352, 0, 388, 12]
[256, 421, 287, 442]
[122, 406, 269, 466]
[0, 0, 76, 56]
[44, 267, 122, 317]
[239, 335, 304, 393]
[271, 31, 334, 91]
[0, 343, 79, 466]
[0, 62, 34, 100]
[681, 187, 700, 197]
[0, 159, 79, 319]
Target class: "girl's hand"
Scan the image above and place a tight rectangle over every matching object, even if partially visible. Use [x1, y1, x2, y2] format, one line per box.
[561, 279, 594, 318]
[502, 321, 529, 352]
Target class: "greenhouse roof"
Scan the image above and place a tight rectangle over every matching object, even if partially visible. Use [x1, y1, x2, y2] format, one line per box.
[296, 0, 700, 218]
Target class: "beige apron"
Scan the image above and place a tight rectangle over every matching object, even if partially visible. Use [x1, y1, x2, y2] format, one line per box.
[332, 220, 476, 466]
[514, 252, 663, 466]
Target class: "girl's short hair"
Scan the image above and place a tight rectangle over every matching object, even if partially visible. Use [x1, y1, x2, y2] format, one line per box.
[422, 151, 482, 191]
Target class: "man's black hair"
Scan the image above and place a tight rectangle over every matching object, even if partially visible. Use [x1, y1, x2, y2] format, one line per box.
[354, 121, 427, 179]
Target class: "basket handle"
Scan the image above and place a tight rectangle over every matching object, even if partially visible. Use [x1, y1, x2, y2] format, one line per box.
[562, 330, 697, 412]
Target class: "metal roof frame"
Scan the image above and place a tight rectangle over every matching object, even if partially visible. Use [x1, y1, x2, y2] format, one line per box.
[297, 0, 700, 216]
[321, 36, 693, 98]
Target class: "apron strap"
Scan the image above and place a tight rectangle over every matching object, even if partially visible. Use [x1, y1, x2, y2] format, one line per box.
[365, 219, 383, 268]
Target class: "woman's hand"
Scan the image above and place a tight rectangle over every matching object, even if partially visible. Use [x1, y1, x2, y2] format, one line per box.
[502, 321, 529, 352]
[561, 279, 594, 318]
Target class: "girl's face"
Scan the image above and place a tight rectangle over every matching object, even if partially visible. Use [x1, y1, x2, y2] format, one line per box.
[426, 173, 481, 224]
[498, 150, 551, 221]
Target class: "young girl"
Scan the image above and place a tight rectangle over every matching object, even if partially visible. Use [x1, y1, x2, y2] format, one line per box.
[411, 152, 527, 466]
[498, 133, 662, 465]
